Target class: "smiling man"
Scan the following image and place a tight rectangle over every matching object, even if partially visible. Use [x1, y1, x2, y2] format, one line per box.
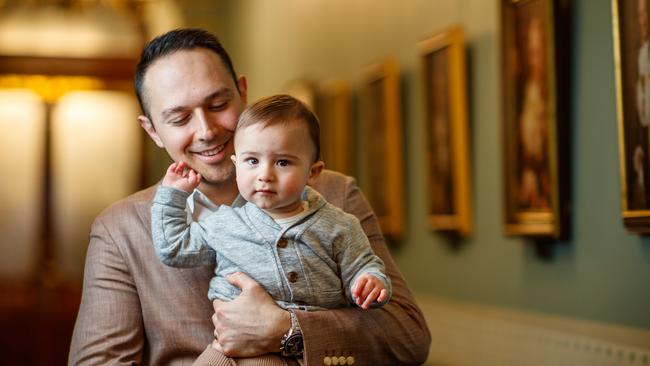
[68, 28, 430, 366]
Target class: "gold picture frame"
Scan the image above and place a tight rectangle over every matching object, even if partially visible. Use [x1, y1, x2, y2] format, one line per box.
[420, 26, 473, 237]
[316, 81, 353, 176]
[359, 59, 404, 241]
[612, 0, 650, 233]
[501, 0, 570, 238]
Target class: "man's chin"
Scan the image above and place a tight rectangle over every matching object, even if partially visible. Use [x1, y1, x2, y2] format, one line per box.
[198, 167, 236, 186]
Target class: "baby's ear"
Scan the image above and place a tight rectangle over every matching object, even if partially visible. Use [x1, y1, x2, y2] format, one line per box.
[307, 161, 325, 185]
[230, 155, 237, 165]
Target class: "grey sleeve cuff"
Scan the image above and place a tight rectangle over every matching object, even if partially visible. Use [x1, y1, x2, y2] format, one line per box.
[153, 185, 191, 209]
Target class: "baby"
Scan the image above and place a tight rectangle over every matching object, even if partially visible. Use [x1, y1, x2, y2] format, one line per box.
[151, 94, 391, 365]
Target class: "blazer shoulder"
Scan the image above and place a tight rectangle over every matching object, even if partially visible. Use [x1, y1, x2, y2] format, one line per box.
[94, 185, 157, 224]
[311, 169, 355, 207]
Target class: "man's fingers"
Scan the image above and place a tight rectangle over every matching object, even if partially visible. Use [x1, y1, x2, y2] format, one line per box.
[226, 272, 257, 291]
[211, 339, 224, 352]
[212, 298, 224, 311]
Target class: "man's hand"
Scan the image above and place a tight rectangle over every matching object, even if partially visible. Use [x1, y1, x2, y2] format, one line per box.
[211, 272, 291, 357]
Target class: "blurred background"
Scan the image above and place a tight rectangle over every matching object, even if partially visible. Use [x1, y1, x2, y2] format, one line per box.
[0, 0, 649, 365]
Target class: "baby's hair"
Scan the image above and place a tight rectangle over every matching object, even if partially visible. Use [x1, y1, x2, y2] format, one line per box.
[237, 94, 321, 162]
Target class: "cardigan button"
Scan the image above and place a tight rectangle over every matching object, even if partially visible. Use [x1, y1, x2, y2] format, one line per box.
[277, 238, 288, 248]
[287, 271, 298, 283]
[346, 356, 355, 365]
[323, 356, 332, 365]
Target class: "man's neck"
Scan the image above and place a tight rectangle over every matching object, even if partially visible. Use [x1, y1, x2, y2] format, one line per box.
[198, 178, 239, 205]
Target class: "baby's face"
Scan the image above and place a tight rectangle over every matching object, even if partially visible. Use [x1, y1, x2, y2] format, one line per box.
[231, 121, 321, 218]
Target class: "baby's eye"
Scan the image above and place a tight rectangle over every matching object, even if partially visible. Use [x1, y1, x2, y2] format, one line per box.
[245, 158, 259, 165]
[276, 160, 290, 167]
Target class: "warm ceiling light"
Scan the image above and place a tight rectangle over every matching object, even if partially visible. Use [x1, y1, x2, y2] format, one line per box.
[0, 1, 144, 58]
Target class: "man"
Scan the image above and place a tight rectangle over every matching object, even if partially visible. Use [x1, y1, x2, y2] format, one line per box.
[69, 28, 430, 366]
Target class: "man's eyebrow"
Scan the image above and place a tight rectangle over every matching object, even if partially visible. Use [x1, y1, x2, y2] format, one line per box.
[204, 88, 234, 103]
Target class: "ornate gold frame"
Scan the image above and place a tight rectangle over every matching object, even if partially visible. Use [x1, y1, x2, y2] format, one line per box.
[359, 59, 404, 241]
[612, 0, 650, 233]
[500, 0, 571, 238]
[419, 26, 473, 237]
[317, 80, 353, 176]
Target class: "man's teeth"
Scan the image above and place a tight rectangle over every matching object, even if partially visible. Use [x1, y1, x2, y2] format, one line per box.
[198, 145, 224, 156]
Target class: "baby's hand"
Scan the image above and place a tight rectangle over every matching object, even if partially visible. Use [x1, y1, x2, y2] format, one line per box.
[351, 273, 388, 310]
[162, 162, 201, 193]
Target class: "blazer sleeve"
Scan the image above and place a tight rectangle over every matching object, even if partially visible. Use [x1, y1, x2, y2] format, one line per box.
[298, 175, 431, 365]
[68, 216, 144, 366]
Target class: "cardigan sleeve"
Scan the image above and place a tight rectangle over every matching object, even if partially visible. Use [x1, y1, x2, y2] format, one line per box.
[151, 186, 216, 268]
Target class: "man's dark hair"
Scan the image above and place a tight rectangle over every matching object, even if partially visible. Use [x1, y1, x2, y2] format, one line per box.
[134, 28, 238, 118]
[237, 94, 321, 162]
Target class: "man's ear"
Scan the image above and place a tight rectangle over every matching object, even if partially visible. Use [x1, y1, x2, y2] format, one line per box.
[307, 161, 325, 185]
[237, 75, 248, 106]
[138, 115, 164, 148]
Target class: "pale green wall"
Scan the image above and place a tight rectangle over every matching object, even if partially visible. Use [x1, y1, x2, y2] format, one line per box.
[185, 0, 650, 329]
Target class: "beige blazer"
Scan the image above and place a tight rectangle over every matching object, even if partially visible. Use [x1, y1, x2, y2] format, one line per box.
[69, 170, 430, 365]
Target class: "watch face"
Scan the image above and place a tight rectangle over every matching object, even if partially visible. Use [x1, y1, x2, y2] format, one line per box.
[283, 333, 304, 356]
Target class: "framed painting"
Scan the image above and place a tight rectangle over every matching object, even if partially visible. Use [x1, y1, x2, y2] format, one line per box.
[316, 80, 353, 176]
[420, 26, 473, 237]
[359, 59, 404, 240]
[612, 0, 650, 233]
[501, 0, 571, 238]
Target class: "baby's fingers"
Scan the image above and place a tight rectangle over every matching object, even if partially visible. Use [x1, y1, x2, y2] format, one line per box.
[188, 170, 201, 185]
[167, 162, 178, 174]
[361, 288, 380, 310]
[173, 161, 186, 175]
[377, 289, 388, 303]
[352, 277, 368, 298]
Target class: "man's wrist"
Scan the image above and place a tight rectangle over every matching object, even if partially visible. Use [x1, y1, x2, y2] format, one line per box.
[280, 310, 304, 357]
[267, 308, 292, 354]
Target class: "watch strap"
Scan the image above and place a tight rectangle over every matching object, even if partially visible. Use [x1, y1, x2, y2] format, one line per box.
[280, 310, 303, 357]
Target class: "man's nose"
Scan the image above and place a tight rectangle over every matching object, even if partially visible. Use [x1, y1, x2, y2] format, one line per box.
[194, 108, 222, 141]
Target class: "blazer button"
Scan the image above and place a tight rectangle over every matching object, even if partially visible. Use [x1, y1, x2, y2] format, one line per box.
[277, 238, 288, 248]
[323, 356, 332, 365]
[287, 271, 298, 283]
[346, 356, 355, 365]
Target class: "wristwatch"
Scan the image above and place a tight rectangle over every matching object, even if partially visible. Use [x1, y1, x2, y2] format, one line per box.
[280, 310, 304, 357]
